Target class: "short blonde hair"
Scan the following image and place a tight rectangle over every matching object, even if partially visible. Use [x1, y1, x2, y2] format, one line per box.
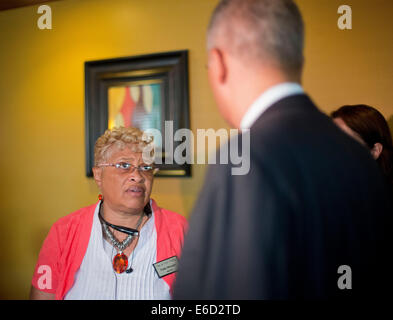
[94, 127, 153, 166]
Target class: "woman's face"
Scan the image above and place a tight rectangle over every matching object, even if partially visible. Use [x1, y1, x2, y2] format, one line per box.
[93, 145, 154, 214]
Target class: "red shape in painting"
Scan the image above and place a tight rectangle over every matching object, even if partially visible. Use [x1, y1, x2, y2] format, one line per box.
[119, 87, 135, 127]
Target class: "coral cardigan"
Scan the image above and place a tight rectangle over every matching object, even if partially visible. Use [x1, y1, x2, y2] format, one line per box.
[31, 200, 188, 300]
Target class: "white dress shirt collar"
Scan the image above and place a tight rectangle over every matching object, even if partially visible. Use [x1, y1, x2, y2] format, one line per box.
[240, 82, 304, 130]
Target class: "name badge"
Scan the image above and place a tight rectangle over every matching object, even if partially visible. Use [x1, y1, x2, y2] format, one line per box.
[153, 256, 179, 278]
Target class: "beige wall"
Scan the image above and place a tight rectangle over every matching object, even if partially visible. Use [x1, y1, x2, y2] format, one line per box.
[0, 0, 391, 299]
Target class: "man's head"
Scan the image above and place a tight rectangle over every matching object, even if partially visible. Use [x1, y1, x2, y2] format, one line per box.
[206, 0, 305, 127]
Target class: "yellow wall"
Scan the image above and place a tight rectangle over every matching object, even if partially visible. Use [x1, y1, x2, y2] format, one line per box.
[0, 0, 392, 299]
[299, 0, 393, 121]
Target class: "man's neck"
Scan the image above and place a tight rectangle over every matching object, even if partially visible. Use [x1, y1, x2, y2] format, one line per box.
[234, 81, 292, 127]
[237, 80, 303, 130]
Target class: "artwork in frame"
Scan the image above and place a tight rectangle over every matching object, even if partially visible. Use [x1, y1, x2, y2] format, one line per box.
[85, 50, 190, 177]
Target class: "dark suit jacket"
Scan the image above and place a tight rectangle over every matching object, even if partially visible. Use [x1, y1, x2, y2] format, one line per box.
[174, 94, 392, 299]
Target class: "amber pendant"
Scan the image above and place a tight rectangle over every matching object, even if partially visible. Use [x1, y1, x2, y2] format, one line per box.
[113, 252, 128, 274]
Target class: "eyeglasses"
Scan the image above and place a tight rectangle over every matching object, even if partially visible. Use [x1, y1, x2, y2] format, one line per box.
[97, 162, 158, 175]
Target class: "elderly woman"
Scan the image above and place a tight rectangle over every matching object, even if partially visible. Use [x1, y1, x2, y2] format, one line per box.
[30, 127, 187, 300]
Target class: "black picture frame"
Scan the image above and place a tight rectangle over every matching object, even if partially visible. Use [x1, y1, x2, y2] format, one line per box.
[84, 50, 190, 178]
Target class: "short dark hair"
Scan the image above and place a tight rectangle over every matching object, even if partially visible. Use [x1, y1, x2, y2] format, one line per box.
[331, 104, 393, 188]
[207, 0, 304, 76]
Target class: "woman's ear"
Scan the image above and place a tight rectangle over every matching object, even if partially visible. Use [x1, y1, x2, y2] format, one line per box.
[371, 142, 383, 160]
[92, 166, 103, 189]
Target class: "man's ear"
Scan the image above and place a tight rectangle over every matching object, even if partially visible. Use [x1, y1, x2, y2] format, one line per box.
[371, 142, 383, 160]
[92, 166, 103, 189]
[208, 48, 227, 84]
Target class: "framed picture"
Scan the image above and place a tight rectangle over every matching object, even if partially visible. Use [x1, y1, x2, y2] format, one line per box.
[84, 50, 190, 177]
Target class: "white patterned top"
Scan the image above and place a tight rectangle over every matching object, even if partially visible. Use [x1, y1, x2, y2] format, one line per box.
[64, 201, 170, 300]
